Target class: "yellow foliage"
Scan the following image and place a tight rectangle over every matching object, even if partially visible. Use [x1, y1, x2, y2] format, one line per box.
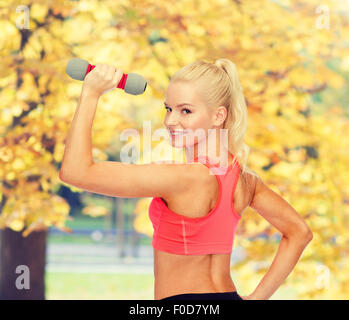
[134, 198, 153, 238]
[0, 21, 20, 54]
[31, 3, 48, 23]
[82, 205, 108, 217]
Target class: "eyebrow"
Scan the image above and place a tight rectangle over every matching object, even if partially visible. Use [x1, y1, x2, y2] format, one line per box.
[164, 102, 194, 108]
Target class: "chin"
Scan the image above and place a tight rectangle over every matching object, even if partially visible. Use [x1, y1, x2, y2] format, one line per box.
[170, 138, 200, 149]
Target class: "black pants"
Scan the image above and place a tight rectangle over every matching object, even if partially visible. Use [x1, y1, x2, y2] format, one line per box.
[160, 291, 243, 300]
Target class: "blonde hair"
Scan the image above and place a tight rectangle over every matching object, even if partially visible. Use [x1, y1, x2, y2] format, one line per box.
[170, 58, 259, 179]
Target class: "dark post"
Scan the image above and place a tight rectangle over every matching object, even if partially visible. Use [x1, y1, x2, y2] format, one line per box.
[0, 228, 47, 300]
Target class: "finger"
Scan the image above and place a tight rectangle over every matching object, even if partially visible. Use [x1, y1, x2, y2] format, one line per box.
[90, 63, 104, 79]
[112, 68, 123, 86]
[105, 65, 116, 81]
[100, 64, 109, 77]
[94, 63, 103, 73]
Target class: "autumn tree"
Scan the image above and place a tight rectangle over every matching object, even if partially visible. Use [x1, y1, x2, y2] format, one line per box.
[0, 0, 139, 299]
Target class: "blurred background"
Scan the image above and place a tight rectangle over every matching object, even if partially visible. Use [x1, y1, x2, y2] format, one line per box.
[0, 0, 348, 300]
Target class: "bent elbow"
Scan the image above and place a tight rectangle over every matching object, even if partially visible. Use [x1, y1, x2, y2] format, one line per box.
[304, 229, 313, 242]
[59, 169, 70, 183]
[59, 170, 66, 182]
[298, 230, 313, 245]
[300, 224, 313, 242]
[286, 225, 313, 243]
[59, 169, 78, 184]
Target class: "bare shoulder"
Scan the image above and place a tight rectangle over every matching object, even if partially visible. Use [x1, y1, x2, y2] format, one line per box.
[148, 160, 210, 196]
[238, 169, 259, 206]
[250, 173, 271, 206]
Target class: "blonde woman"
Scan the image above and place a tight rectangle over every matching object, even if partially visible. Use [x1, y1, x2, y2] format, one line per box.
[60, 59, 313, 300]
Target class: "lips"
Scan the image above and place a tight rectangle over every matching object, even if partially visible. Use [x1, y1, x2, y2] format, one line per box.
[169, 130, 188, 136]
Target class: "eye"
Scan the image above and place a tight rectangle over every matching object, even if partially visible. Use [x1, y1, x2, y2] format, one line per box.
[164, 106, 191, 114]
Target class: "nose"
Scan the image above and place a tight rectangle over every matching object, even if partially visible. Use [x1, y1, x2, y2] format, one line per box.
[164, 110, 180, 127]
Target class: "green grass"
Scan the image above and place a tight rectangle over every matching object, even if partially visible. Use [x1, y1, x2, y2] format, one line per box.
[45, 272, 154, 300]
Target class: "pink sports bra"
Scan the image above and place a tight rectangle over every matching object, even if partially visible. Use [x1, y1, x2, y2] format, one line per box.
[148, 154, 241, 255]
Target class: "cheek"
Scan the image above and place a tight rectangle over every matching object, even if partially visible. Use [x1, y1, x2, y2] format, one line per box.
[185, 117, 211, 144]
[191, 118, 211, 134]
[188, 114, 211, 128]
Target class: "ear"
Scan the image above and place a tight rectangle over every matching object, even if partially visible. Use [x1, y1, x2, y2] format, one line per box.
[212, 106, 227, 127]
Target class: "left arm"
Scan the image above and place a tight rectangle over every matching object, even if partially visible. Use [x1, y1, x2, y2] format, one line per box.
[244, 235, 311, 300]
[244, 177, 313, 300]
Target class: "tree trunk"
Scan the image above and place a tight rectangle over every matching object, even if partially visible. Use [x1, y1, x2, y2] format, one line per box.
[0, 228, 47, 300]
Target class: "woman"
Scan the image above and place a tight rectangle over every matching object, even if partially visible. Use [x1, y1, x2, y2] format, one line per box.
[60, 58, 313, 300]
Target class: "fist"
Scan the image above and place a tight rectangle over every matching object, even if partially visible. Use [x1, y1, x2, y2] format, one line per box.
[82, 63, 123, 97]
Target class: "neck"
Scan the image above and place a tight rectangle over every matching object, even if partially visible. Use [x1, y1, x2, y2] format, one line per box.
[185, 127, 231, 165]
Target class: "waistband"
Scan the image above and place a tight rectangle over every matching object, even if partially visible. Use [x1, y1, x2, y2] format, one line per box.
[160, 291, 243, 300]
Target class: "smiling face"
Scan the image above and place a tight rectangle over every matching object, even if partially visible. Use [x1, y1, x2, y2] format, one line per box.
[164, 81, 226, 149]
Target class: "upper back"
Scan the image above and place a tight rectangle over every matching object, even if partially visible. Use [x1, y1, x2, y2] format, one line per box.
[162, 157, 256, 219]
[148, 154, 257, 255]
